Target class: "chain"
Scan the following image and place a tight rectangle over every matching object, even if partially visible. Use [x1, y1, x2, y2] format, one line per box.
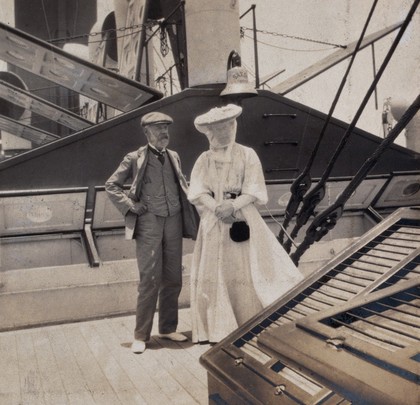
[241, 26, 346, 49]
[48, 21, 155, 44]
[160, 24, 169, 57]
[49, 23, 345, 49]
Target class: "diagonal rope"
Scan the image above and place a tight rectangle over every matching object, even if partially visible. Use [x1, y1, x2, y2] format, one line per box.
[278, 0, 380, 248]
[291, 93, 420, 264]
[40, 0, 52, 42]
[286, 0, 419, 254]
[289, 0, 420, 261]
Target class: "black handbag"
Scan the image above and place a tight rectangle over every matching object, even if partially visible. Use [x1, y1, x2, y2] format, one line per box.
[229, 221, 250, 242]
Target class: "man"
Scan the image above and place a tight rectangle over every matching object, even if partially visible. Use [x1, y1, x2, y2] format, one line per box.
[105, 111, 198, 353]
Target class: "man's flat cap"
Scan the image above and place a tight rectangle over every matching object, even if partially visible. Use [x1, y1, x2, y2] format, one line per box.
[141, 111, 173, 127]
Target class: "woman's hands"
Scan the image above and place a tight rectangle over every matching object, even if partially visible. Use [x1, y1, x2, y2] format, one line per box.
[215, 201, 235, 223]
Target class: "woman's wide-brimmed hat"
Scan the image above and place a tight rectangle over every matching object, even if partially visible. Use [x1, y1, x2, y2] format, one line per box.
[194, 104, 242, 133]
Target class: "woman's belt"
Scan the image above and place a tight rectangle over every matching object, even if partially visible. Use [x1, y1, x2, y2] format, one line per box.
[210, 191, 241, 199]
[223, 192, 240, 200]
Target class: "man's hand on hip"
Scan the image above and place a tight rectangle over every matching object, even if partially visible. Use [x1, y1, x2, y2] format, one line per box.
[130, 201, 148, 215]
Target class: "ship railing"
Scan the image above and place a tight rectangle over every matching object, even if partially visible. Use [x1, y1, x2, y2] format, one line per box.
[1, 170, 419, 272]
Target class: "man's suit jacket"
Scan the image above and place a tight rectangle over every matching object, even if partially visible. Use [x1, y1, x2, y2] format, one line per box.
[105, 145, 199, 240]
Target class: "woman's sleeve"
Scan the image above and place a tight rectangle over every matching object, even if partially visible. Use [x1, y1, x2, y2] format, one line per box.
[188, 153, 217, 213]
[231, 194, 257, 212]
[239, 147, 268, 205]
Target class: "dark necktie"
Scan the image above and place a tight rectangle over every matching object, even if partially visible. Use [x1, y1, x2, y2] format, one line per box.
[149, 146, 165, 165]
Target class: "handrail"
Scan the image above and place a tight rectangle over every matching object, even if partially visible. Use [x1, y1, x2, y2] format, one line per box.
[291, 94, 420, 265]
[282, 0, 420, 253]
[0, 186, 88, 197]
[278, 0, 379, 246]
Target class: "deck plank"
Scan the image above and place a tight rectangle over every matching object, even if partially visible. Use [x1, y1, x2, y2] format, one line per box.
[90, 318, 167, 404]
[177, 310, 214, 374]
[32, 329, 69, 404]
[1, 308, 212, 405]
[150, 336, 208, 404]
[112, 316, 201, 404]
[62, 324, 124, 405]
[15, 331, 46, 404]
[78, 322, 146, 405]
[0, 332, 21, 404]
[154, 336, 209, 388]
[47, 327, 96, 404]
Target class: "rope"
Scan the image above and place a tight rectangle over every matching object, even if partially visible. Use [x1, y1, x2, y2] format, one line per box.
[279, 0, 379, 248]
[40, 0, 53, 42]
[263, 204, 298, 248]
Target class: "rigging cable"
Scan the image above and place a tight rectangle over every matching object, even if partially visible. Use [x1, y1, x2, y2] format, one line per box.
[40, 0, 53, 42]
[289, 0, 420, 261]
[278, 0, 380, 249]
[291, 94, 420, 264]
[73, 0, 79, 39]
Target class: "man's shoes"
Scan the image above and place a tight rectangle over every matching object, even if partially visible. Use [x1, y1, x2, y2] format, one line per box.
[158, 332, 188, 342]
[131, 339, 146, 353]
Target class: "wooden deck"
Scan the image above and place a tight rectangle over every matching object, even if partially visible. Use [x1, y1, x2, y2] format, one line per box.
[0, 308, 212, 405]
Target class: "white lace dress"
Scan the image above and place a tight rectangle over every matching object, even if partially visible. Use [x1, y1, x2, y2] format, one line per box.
[188, 143, 303, 343]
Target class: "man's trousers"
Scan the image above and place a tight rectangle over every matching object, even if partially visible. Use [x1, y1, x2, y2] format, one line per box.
[134, 211, 183, 341]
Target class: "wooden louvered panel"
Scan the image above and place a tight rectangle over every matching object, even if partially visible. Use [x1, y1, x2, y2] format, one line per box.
[366, 246, 408, 260]
[344, 259, 389, 273]
[374, 256, 420, 291]
[321, 278, 362, 294]
[372, 242, 414, 255]
[304, 289, 348, 306]
[381, 237, 420, 249]
[258, 280, 420, 405]
[232, 243, 420, 367]
[355, 252, 398, 268]
[338, 267, 379, 281]
[298, 296, 334, 311]
[201, 208, 420, 404]
[259, 243, 420, 360]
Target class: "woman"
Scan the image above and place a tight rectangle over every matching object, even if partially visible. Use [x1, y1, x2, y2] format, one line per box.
[188, 104, 303, 343]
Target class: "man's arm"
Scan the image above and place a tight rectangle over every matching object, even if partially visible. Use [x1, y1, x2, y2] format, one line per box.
[105, 154, 138, 216]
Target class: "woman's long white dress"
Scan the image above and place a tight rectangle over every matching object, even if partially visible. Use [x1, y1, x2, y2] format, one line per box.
[188, 143, 303, 343]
